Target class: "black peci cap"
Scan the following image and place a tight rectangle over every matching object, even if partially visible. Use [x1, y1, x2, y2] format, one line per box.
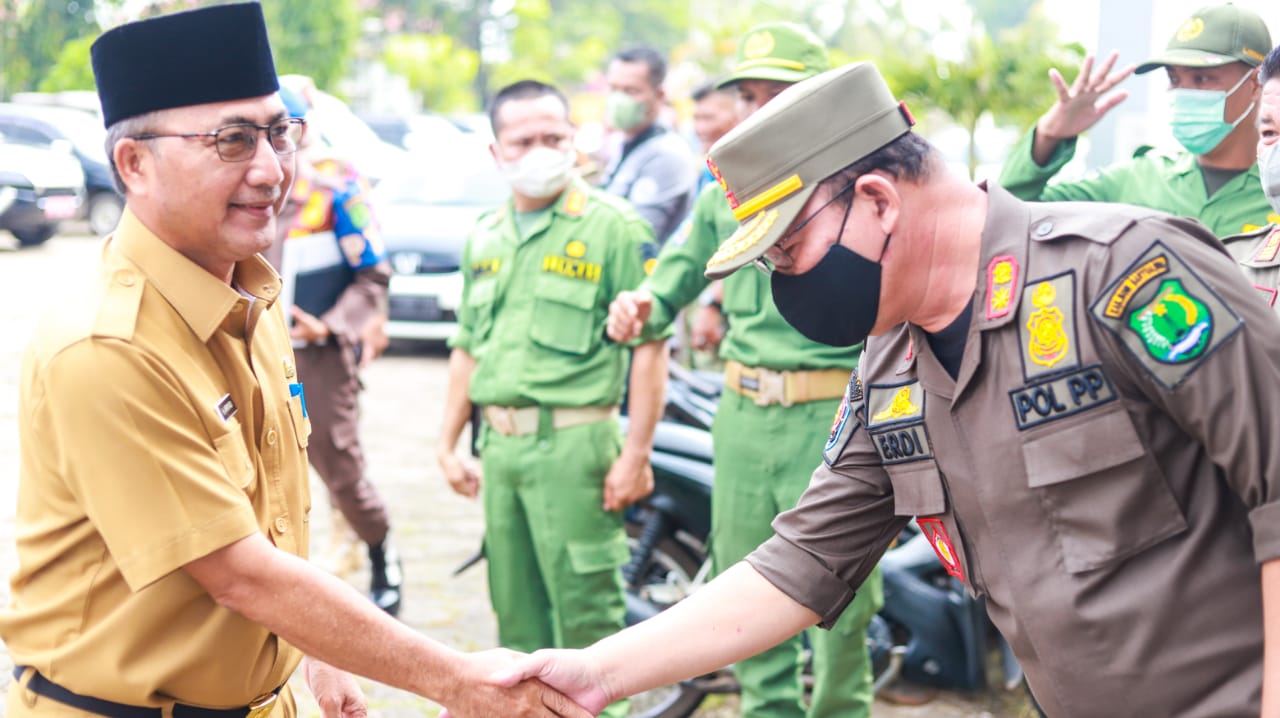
[91, 2, 279, 128]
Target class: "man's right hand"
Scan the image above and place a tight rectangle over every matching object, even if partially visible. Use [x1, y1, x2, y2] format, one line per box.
[488, 648, 614, 716]
[606, 290, 654, 343]
[438, 451, 483, 498]
[1031, 51, 1135, 165]
[437, 649, 596, 718]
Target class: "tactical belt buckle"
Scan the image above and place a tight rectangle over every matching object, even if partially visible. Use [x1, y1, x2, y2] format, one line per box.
[244, 693, 277, 718]
[752, 368, 790, 408]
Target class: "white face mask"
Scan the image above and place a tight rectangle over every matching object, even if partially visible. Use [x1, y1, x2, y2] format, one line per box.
[499, 146, 576, 199]
[1261, 142, 1280, 216]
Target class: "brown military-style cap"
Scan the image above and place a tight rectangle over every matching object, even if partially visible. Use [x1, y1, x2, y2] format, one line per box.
[704, 62, 915, 279]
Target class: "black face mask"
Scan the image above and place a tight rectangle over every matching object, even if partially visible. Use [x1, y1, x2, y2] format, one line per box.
[770, 242, 883, 347]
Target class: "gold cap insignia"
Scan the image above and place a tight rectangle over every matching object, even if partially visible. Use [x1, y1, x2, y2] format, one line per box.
[742, 31, 775, 59]
[1176, 17, 1204, 42]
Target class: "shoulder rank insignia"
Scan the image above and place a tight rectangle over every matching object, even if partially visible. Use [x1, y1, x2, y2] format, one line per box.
[985, 255, 1018, 320]
[563, 189, 587, 217]
[1251, 227, 1280, 263]
[1090, 240, 1242, 389]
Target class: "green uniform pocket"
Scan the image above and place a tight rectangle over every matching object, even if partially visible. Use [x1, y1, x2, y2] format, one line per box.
[566, 532, 630, 574]
[530, 274, 600, 355]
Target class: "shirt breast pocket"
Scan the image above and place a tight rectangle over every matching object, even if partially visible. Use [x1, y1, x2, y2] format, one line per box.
[1021, 406, 1186, 574]
[530, 274, 600, 355]
[288, 388, 311, 448]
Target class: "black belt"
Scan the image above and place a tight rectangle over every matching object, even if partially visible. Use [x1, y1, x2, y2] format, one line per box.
[12, 667, 282, 718]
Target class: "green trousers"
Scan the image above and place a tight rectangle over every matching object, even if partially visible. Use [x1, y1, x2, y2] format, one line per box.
[481, 412, 631, 718]
[711, 392, 885, 718]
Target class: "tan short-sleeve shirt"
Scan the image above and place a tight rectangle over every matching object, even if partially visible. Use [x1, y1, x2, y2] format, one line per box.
[0, 209, 311, 708]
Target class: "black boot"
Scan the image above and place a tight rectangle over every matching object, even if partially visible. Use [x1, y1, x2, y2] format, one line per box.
[368, 540, 403, 618]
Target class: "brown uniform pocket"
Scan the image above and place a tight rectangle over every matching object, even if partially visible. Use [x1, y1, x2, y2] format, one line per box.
[1021, 407, 1186, 573]
[288, 391, 311, 448]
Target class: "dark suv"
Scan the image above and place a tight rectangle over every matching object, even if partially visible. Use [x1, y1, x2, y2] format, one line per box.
[0, 130, 85, 247]
[0, 103, 123, 236]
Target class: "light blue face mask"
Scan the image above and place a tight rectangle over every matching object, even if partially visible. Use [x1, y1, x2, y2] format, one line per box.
[1169, 69, 1257, 156]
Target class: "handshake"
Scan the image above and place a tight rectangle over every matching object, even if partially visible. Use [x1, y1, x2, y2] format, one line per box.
[435, 647, 610, 718]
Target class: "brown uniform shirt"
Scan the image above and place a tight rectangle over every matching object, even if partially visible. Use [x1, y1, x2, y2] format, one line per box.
[1, 209, 311, 710]
[1224, 224, 1280, 314]
[749, 186, 1280, 718]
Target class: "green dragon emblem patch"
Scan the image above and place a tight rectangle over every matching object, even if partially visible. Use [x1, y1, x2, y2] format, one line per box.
[1126, 278, 1212, 364]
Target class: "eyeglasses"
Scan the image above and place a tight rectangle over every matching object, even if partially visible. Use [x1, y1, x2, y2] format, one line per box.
[753, 179, 856, 275]
[129, 117, 307, 163]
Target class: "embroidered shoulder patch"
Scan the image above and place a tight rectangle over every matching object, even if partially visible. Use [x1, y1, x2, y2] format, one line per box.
[822, 389, 856, 466]
[1090, 241, 1243, 389]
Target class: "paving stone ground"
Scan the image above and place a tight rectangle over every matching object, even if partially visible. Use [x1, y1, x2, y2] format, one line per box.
[0, 232, 1034, 717]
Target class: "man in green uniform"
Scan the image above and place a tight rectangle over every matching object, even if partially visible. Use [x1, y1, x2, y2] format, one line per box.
[436, 80, 667, 718]
[1224, 45, 1280, 306]
[999, 3, 1277, 237]
[607, 23, 883, 718]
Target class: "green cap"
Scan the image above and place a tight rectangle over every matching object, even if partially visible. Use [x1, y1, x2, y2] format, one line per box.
[704, 62, 915, 279]
[716, 22, 831, 88]
[1135, 3, 1271, 74]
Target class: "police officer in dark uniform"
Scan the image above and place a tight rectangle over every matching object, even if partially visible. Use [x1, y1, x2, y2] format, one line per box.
[493, 60, 1280, 718]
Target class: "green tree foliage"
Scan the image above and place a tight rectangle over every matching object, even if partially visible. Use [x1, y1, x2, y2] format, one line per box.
[384, 32, 481, 111]
[2, 0, 100, 99]
[260, 0, 360, 91]
[883, 4, 1083, 179]
[39, 34, 96, 92]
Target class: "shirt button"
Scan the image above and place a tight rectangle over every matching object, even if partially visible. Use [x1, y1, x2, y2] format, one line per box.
[266, 428, 278, 446]
[274, 517, 288, 533]
[1035, 221, 1054, 237]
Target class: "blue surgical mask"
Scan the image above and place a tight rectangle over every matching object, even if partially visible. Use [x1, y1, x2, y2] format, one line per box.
[1169, 69, 1256, 156]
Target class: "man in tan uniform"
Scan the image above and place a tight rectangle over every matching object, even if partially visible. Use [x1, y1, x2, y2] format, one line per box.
[1225, 44, 1280, 300]
[493, 61, 1280, 717]
[0, 5, 588, 718]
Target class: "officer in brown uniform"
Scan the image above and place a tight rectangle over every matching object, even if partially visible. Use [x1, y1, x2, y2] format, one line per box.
[493, 61, 1280, 718]
[0, 5, 588, 718]
[1225, 44, 1280, 305]
[270, 86, 401, 615]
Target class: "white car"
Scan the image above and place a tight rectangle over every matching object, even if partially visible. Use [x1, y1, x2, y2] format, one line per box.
[375, 139, 507, 342]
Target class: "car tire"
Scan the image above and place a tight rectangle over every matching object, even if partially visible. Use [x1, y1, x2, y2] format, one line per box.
[88, 192, 124, 237]
[12, 224, 55, 247]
